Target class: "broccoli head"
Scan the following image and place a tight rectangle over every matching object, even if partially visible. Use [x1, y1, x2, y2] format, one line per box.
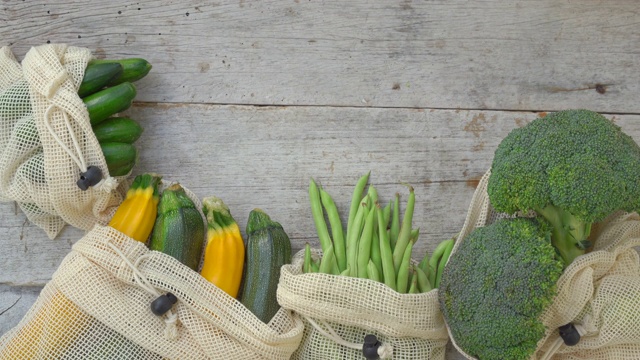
[487, 109, 640, 265]
[438, 218, 564, 360]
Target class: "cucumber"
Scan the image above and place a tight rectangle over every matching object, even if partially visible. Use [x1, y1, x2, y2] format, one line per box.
[89, 58, 152, 85]
[92, 117, 143, 144]
[78, 62, 123, 98]
[239, 209, 292, 323]
[148, 184, 205, 271]
[83, 82, 136, 125]
[100, 142, 137, 176]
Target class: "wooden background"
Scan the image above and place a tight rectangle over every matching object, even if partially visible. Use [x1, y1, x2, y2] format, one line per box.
[1, 1, 639, 358]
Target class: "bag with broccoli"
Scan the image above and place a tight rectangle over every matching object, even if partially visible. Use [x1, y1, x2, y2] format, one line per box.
[440, 109, 640, 360]
[0, 44, 139, 239]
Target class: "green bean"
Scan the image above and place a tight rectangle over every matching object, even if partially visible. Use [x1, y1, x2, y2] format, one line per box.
[410, 228, 420, 244]
[367, 184, 378, 206]
[382, 200, 392, 229]
[357, 206, 377, 279]
[340, 265, 351, 276]
[309, 179, 333, 254]
[418, 250, 429, 274]
[304, 243, 313, 273]
[320, 188, 346, 272]
[346, 172, 370, 245]
[377, 206, 397, 291]
[408, 270, 419, 294]
[393, 186, 415, 272]
[390, 193, 400, 250]
[319, 244, 338, 275]
[428, 238, 454, 286]
[396, 241, 413, 293]
[370, 217, 383, 279]
[367, 260, 381, 282]
[434, 239, 454, 288]
[347, 198, 369, 276]
[414, 265, 431, 293]
[311, 258, 320, 273]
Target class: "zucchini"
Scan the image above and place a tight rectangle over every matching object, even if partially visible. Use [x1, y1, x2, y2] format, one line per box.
[83, 82, 137, 126]
[78, 62, 123, 98]
[92, 117, 143, 144]
[149, 184, 205, 271]
[239, 209, 292, 323]
[100, 142, 137, 176]
[89, 58, 152, 86]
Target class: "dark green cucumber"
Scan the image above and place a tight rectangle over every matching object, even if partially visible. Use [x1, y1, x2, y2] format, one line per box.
[92, 117, 143, 144]
[100, 142, 137, 176]
[239, 209, 292, 324]
[149, 184, 205, 271]
[89, 58, 152, 85]
[78, 62, 123, 98]
[83, 82, 136, 125]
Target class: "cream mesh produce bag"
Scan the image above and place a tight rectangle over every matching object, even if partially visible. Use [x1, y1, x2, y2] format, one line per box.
[449, 169, 640, 360]
[0, 223, 304, 359]
[277, 248, 449, 359]
[0, 44, 126, 239]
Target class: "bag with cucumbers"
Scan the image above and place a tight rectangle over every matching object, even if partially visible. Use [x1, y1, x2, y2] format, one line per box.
[276, 174, 450, 359]
[0, 44, 150, 239]
[0, 174, 304, 359]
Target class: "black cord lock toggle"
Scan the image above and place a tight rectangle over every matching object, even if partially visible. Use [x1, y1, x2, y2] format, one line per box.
[558, 323, 581, 346]
[363, 334, 381, 359]
[150, 292, 178, 316]
[77, 166, 103, 190]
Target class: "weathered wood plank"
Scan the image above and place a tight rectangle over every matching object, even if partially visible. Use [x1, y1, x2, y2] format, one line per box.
[0, 285, 42, 335]
[3, 105, 640, 287]
[1, 0, 639, 112]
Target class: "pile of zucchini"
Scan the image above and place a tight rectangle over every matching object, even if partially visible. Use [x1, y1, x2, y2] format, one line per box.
[80, 58, 152, 176]
[305, 173, 454, 293]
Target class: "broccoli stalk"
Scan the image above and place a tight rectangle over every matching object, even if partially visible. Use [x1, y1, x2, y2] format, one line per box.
[535, 204, 591, 265]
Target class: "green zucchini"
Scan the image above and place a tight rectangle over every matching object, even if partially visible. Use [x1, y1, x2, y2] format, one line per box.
[89, 58, 152, 86]
[148, 183, 205, 271]
[92, 117, 143, 144]
[239, 209, 292, 323]
[100, 142, 137, 176]
[83, 82, 137, 126]
[78, 62, 123, 98]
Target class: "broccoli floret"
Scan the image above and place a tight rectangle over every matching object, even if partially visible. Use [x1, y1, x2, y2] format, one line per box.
[438, 218, 564, 360]
[487, 109, 640, 265]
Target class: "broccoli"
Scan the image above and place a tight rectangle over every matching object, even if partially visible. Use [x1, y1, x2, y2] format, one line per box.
[438, 218, 564, 360]
[487, 109, 640, 265]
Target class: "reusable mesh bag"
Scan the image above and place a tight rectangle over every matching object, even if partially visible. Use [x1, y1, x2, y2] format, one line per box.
[277, 248, 449, 359]
[449, 169, 640, 360]
[0, 184, 305, 359]
[0, 44, 126, 239]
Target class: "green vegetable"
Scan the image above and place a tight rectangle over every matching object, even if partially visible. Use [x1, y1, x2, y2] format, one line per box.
[78, 62, 123, 98]
[356, 206, 376, 279]
[438, 218, 564, 360]
[487, 109, 640, 265]
[92, 117, 143, 144]
[83, 82, 137, 125]
[319, 188, 346, 273]
[89, 58, 152, 86]
[148, 183, 205, 271]
[100, 142, 137, 176]
[392, 185, 415, 271]
[377, 206, 396, 291]
[240, 209, 292, 324]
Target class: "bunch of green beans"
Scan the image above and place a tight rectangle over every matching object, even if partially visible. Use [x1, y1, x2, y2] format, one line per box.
[304, 172, 454, 293]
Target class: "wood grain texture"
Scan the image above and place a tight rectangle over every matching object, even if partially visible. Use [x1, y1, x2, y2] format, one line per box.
[1, 0, 639, 112]
[2, 1, 640, 358]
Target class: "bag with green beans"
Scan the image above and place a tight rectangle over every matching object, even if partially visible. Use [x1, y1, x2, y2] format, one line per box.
[0, 44, 149, 238]
[276, 173, 450, 359]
